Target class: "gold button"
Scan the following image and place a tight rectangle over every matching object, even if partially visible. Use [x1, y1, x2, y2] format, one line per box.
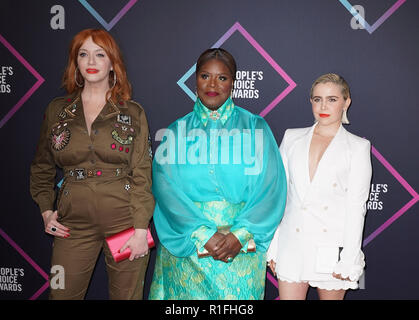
[296, 228, 300, 232]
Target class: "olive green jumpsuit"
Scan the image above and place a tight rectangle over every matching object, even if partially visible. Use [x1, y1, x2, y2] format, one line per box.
[30, 91, 155, 299]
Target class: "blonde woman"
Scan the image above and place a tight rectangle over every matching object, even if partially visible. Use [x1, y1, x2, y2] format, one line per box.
[267, 73, 372, 300]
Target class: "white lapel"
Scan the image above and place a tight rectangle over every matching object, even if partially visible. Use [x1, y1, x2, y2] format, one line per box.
[311, 124, 346, 185]
[299, 123, 347, 202]
[288, 124, 315, 202]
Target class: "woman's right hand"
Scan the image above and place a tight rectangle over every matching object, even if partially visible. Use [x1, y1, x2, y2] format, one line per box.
[204, 232, 225, 258]
[268, 259, 277, 277]
[42, 210, 70, 238]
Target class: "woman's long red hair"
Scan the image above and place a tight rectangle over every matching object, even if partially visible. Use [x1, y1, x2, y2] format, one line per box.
[62, 29, 131, 102]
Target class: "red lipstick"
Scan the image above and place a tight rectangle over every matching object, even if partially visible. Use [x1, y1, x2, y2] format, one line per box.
[319, 113, 330, 118]
[206, 92, 219, 97]
[86, 69, 99, 74]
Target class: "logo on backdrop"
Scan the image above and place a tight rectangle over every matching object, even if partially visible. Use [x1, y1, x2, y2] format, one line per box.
[0, 34, 44, 129]
[0, 66, 13, 94]
[0, 228, 50, 299]
[233, 70, 263, 99]
[177, 22, 296, 118]
[367, 183, 388, 211]
[362, 147, 419, 248]
[0, 267, 24, 292]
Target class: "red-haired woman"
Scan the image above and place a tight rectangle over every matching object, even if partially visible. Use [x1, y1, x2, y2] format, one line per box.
[30, 29, 155, 299]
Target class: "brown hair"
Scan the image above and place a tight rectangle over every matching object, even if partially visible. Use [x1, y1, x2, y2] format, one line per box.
[310, 73, 350, 100]
[196, 48, 237, 81]
[62, 29, 131, 102]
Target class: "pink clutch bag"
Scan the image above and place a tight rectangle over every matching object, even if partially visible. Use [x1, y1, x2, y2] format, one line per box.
[106, 227, 155, 263]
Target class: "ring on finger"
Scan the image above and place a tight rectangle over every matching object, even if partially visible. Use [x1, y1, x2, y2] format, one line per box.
[51, 226, 57, 232]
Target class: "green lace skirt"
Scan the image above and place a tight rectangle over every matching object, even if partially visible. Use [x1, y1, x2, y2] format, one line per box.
[148, 200, 266, 300]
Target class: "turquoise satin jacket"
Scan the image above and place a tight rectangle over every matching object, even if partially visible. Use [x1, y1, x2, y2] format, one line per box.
[152, 97, 287, 257]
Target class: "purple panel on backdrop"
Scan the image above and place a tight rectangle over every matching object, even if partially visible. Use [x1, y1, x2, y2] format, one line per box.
[0, 34, 44, 129]
[178, 22, 297, 117]
[339, 0, 407, 34]
[363, 146, 419, 246]
[78, 0, 138, 31]
[216, 22, 297, 117]
[0, 228, 49, 300]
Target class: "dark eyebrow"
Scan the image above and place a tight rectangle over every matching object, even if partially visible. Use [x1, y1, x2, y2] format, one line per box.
[199, 70, 230, 76]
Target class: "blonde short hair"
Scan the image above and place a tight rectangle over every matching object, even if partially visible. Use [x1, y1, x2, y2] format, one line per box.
[310, 73, 350, 100]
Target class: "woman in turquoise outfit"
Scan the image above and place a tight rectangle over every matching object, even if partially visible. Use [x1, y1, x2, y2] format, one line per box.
[149, 48, 287, 299]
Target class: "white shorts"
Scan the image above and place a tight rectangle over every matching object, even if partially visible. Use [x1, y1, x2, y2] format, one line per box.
[278, 274, 358, 291]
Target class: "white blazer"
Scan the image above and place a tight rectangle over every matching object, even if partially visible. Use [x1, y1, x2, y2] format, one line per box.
[267, 123, 372, 282]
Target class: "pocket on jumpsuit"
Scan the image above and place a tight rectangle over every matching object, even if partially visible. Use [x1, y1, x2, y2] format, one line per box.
[57, 180, 72, 222]
[98, 177, 132, 229]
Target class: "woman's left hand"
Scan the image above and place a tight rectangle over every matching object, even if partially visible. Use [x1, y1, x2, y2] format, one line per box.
[332, 272, 350, 281]
[213, 233, 242, 263]
[119, 228, 149, 261]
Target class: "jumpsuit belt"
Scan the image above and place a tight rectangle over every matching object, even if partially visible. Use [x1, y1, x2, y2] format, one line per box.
[64, 167, 129, 180]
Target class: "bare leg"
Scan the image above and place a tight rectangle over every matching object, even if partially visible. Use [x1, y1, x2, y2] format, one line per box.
[317, 288, 346, 300]
[278, 279, 309, 300]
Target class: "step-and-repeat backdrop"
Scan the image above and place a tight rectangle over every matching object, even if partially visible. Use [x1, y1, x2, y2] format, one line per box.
[0, 0, 418, 300]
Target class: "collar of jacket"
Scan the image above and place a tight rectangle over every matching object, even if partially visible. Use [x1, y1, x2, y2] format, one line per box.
[63, 90, 128, 119]
[193, 96, 235, 127]
[310, 121, 346, 142]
